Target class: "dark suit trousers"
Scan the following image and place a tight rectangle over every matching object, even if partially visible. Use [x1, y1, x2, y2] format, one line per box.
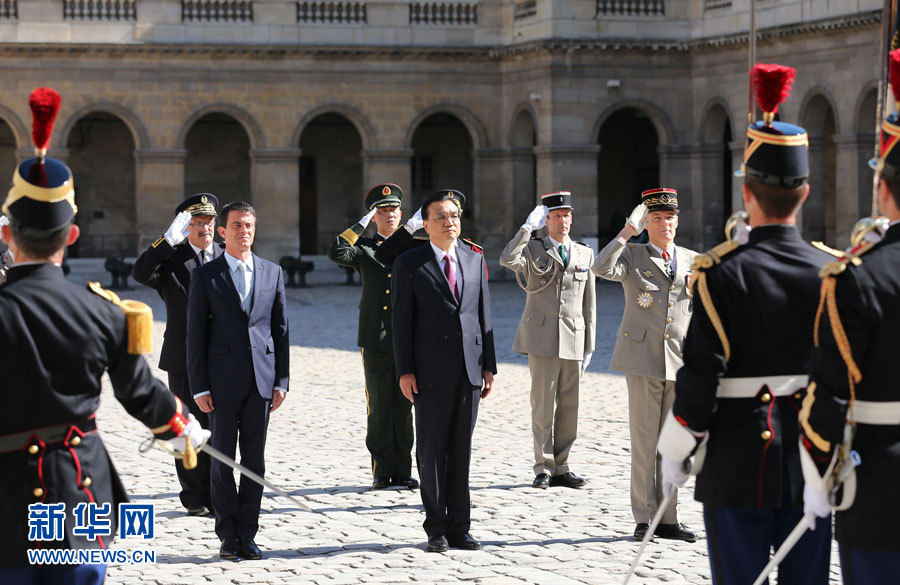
[208, 387, 270, 541]
[414, 379, 481, 537]
[362, 348, 413, 480]
[167, 373, 212, 510]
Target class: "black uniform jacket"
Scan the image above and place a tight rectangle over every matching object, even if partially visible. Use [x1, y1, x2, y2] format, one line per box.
[673, 225, 831, 508]
[132, 238, 224, 374]
[0, 264, 181, 565]
[327, 223, 394, 353]
[801, 224, 900, 550]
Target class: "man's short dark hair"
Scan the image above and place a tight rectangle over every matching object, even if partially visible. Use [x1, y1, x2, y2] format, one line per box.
[8, 219, 72, 259]
[880, 173, 900, 211]
[218, 201, 256, 227]
[421, 193, 462, 220]
[745, 178, 806, 219]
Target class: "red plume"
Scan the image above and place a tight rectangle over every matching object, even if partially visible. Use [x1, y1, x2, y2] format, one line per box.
[890, 49, 900, 103]
[752, 64, 796, 116]
[28, 87, 61, 152]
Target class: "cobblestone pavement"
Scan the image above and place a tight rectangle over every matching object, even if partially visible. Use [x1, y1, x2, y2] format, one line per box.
[71, 258, 841, 584]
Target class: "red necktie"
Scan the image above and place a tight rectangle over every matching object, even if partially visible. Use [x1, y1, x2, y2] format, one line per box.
[443, 256, 460, 302]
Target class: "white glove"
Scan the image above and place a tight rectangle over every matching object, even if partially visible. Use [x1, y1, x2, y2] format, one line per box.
[661, 455, 689, 497]
[164, 211, 193, 246]
[626, 203, 648, 234]
[0, 215, 8, 227]
[169, 414, 211, 453]
[522, 205, 548, 231]
[803, 483, 830, 531]
[581, 352, 593, 376]
[404, 207, 424, 234]
[358, 207, 377, 228]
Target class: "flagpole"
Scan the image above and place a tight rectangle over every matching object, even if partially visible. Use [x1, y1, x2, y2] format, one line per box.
[748, 0, 757, 125]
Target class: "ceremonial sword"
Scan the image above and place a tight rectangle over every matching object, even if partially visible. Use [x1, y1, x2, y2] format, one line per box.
[621, 491, 674, 585]
[750, 518, 807, 585]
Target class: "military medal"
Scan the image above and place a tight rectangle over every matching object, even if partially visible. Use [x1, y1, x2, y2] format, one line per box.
[636, 290, 653, 309]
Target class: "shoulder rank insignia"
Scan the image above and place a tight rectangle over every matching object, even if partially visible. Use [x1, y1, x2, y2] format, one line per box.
[691, 240, 739, 272]
[688, 239, 739, 363]
[88, 282, 154, 355]
[818, 240, 874, 278]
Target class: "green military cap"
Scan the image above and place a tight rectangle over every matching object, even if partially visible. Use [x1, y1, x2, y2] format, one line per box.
[364, 183, 402, 210]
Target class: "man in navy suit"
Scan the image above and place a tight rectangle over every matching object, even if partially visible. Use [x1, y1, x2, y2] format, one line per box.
[392, 189, 497, 553]
[187, 201, 290, 561]
[133, 192, 223, 518]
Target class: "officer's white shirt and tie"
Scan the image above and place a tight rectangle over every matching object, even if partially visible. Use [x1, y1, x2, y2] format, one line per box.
[223, 253, 254, 313]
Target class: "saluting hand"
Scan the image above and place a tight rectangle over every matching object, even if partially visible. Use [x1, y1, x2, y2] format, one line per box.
[625, 203, 648, 235]
[164, 211, 193, 246]
[522, 205, 548, 232]
[404, 207, 424, 234]
[358, 207, 377, 228]
[399, 374, 418, 403]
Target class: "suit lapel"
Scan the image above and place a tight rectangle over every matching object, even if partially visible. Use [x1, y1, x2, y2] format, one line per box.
[212, 255, 246, 314]
[248, 254, 263, 316]
[423, 249, 459, 306]
[543, 239, 565, 267]
[646, 246, 669, 280]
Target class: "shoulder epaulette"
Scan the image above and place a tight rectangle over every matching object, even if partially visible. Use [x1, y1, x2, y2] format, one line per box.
[818, 240, 875, 278]
[88, 282, 154, 355]
[627, 242, 635, 249]
[462, 238, 483, 252]
[691, 240, 739, 272]
[810, 241, 843, 258]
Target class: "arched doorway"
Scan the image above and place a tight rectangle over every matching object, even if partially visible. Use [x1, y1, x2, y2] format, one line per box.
[0, 118, 16, 181]
[510, 108, 537, 222]
[298, 112, 363, 254]
[410, 113, 474, 226]
[184, 113, 251, 208]
[856, 88, 878, 217]
[700, 104, 733, 247]
[801, 95, 837, 243]
[65, 112, 136, 257]
[596, 107, 660, 242]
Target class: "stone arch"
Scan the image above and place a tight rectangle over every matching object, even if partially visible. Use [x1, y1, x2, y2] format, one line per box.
[0, 105, 28, 150]
[177, 103, 265, 150]
[59, 103, 150, 151]
[293, 104, 376, 151]
[698, 99, 735, 248]
[800, 89, 839, 244]
[404, 104, 488, 150]
[854, 81, 879, 135]
[509, 103, 538, 222]
[509, 101, 538, 147]
[799, 87, 842, 136]
[592, 99, 675, 146]
[698, 97, 734, 144]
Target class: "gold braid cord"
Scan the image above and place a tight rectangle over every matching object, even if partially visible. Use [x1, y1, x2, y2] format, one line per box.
[688, 240, 739, 363]
[515, 245, 559, 294]
[821, 277, 862, 413]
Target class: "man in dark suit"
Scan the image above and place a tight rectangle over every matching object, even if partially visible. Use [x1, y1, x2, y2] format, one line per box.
[133, 192, 223, 517]
[187, 201, 290, 561]
[392, 189, 497, 553]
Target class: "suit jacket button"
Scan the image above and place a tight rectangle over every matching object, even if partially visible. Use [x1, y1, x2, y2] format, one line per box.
[624, 332, 628, 337]
[383, 305, 388, 310]
[664, 334, 670, 340]
[670, 285, 675, 291]
[387, 273, 391, 277]
[28, 444, 40, 454]
[70, 436, 82, 446]
[82, 477, 93, 488]
[761, 393, 772, 403]
[668, 302, 674, 307]
[761, 430, 772, 440]
[794, 392, 802, 400]
[33, 487, 43, 498]
[385, 289, 390, 294]
[666, 317, 673, 323]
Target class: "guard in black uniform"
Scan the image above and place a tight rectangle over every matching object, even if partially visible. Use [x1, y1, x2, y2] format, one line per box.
[327, 183, 417, 490]
[800, 49, 900, 584]
[657, 65, 832, 585]
[133, 193, 223, 516]
[0, 88, 207, 585]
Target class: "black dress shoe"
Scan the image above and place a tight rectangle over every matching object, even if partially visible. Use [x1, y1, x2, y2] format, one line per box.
[655, 523, 697, 543]
[391, 476, 419, 489]
[219, 536, 241, 560]
[239, 536, 263, 560]
[447, 533, 482, 550]
[549, 472, 586, 488]
[372, 477, 391, 490]
[633, 523, 650, 540]
[532, 473, 551, 489]
[426, 535, 449, 553]
[187, 505, 213, 518]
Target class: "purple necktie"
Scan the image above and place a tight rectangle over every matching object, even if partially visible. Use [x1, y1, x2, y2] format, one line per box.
[443, 256, 460, 302]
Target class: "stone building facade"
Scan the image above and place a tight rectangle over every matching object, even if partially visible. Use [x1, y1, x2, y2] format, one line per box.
[0, 0, 883, 260]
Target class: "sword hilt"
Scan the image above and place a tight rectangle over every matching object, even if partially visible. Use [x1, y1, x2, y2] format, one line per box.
[183, 437, 198, 470]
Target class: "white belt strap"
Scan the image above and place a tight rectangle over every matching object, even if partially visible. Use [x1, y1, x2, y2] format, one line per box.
[716, 375, 809, 399]
[852, 400, 900, 425]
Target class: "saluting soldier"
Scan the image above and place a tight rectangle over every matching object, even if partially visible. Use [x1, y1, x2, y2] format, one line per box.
[327, 184, 418, 490]
[132, 193, 223, 517]
[800, 49, 900, 584]
[0, 88, 207, 584]
[593, 187, 698, 542]
[499, 191, 596, 489]
[658, 65, 833, 584]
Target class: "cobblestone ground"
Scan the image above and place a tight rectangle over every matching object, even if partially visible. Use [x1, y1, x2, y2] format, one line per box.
[69, 258, 841, 584]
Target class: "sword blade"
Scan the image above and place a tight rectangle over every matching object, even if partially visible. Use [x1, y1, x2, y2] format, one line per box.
[750, 518, 808, 585]
[622, 491, 674, 585]
[200, 443, 313, 513]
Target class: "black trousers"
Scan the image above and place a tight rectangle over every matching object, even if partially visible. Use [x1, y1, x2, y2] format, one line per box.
[208, 387, 270, 541]
[167, 373, 212, 511]
[414, 380, 480, 537]
[361, 348, 413, 480]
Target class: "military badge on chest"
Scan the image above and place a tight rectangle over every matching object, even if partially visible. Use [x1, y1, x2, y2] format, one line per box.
[636, 290, 654, 309]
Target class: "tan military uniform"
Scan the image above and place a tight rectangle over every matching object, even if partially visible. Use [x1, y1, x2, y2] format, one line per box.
[500, 228, 596, 476]
[592, 237, 697, 523]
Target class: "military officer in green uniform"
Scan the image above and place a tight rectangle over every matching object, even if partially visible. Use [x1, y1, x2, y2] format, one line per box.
[328, 184, 418, 490]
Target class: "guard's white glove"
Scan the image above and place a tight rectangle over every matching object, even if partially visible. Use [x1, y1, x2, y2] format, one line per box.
[0, 215, 8, 227]
[626, 203, 649, 234]
[404, 206, 424, 234]
[581, 352, 593, 376]
[358, 207, 377, 228]
[169, 414, 211, 453]
[803, 483, 830, 531]
[661, 455, 689, 497]
[522, 205, 548, 232]
[164, 211, 193, 247]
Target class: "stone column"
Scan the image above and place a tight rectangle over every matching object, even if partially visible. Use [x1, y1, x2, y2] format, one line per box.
[134, 148, 187, 251]
[658, 143, 703, 251]
[833, 133, 871, 250]
[362, 148, 413, 210]
[533, 144, 601, 241]
[803, 137, 827, 242]
[250, 148, 301, 261]
[729, 139, 745, 213]
[473, 147, 512, 257]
